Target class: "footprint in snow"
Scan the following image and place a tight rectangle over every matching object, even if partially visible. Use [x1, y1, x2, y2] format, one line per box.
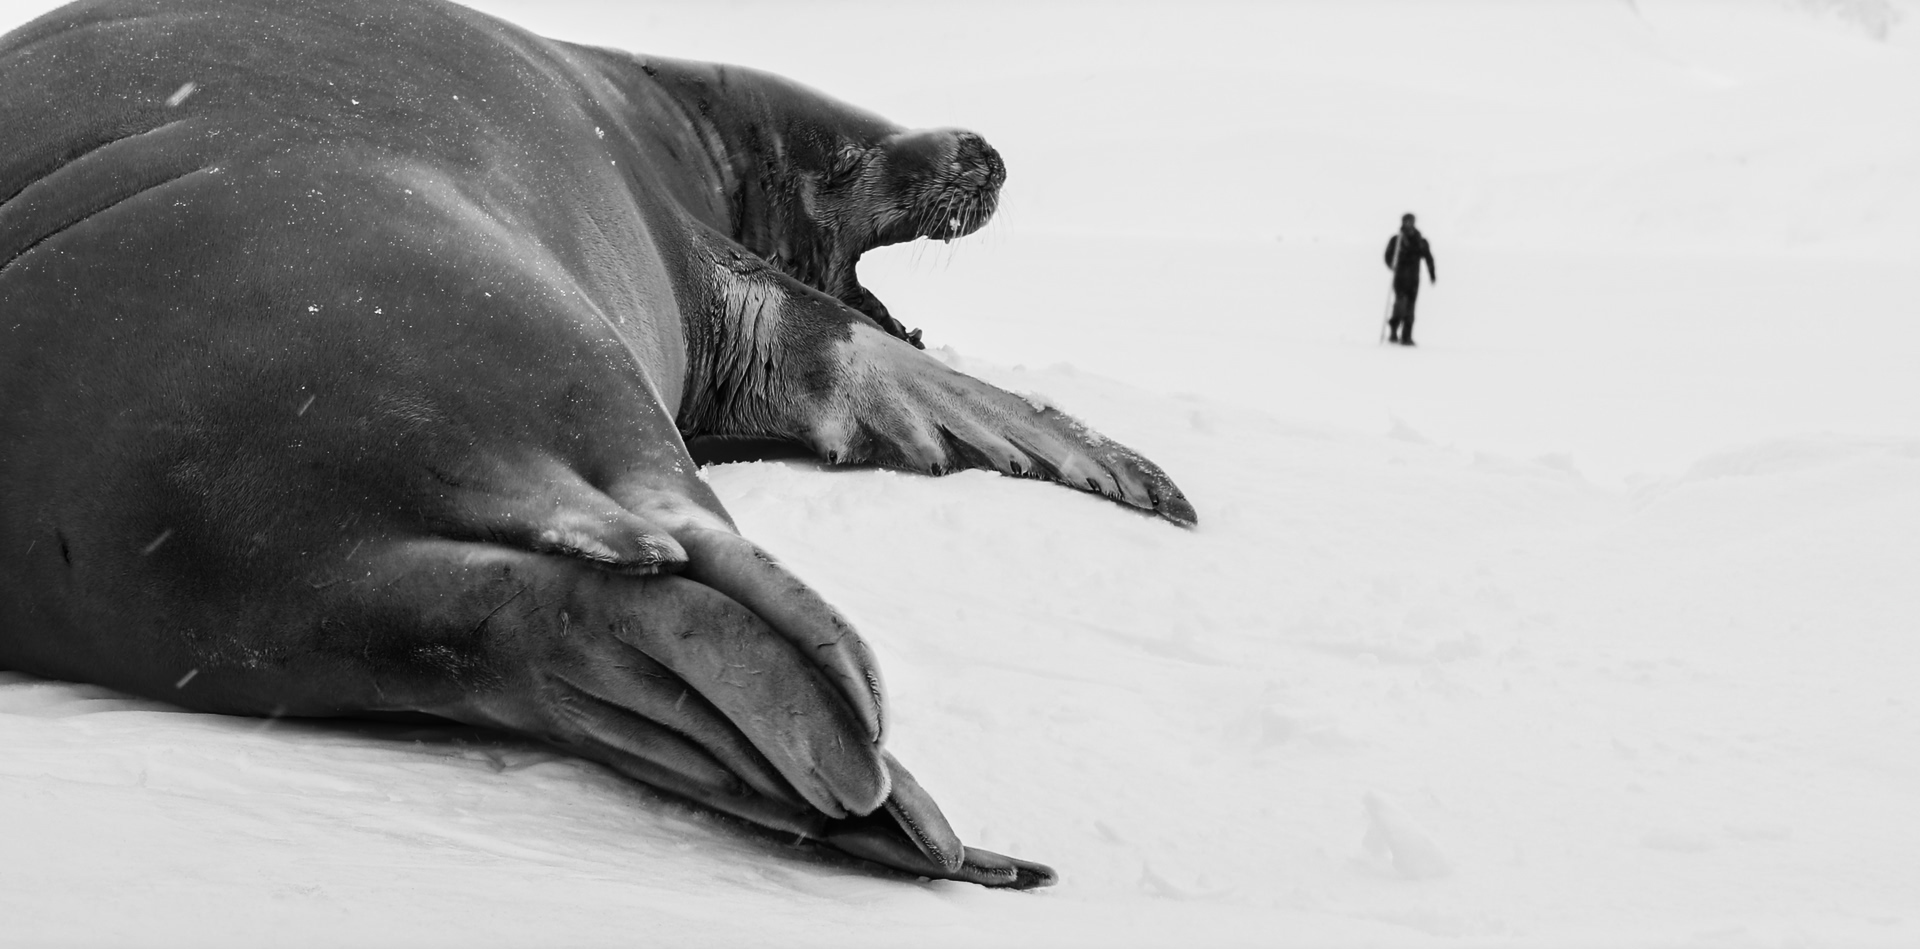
[1361, 791, 1452, 880]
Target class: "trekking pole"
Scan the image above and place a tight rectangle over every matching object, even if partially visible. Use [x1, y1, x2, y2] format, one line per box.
[1381, 230, 1404, 344]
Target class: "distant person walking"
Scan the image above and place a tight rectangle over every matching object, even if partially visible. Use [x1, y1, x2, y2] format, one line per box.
[1383, 213, 1437, 346]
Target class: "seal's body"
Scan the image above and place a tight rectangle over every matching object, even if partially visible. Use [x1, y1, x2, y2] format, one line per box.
[0, 0, 1191, 886]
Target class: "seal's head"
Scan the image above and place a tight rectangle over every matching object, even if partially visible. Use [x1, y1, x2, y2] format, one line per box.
[624, 56, 1006, 345]
[814, 127, 1006, 248]
[789, 125, 1005, 340]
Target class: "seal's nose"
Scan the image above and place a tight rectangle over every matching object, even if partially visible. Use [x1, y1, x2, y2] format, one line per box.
[950, 131, 1005, 191]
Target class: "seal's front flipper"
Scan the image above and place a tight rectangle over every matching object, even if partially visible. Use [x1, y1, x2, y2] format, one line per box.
[682, 248, 1196, 526]
[798, 323, 1196, 526]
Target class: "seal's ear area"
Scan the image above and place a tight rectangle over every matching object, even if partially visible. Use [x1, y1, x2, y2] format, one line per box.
[825, 143, 873, 189]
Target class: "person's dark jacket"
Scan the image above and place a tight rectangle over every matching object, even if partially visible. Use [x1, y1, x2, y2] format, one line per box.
[1384, 228, 1436, 295]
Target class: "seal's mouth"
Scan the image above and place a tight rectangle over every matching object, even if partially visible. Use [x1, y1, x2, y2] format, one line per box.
[868, 129, 1004, 248]
[789, 128, 1007, 347]
[919, 132, 1004, 243]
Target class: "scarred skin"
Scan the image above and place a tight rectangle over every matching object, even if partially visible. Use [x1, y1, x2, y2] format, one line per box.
[0, 0, 1194, 887]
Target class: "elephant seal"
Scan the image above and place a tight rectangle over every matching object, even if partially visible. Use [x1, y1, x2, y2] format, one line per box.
[0, 0, 1194, 888]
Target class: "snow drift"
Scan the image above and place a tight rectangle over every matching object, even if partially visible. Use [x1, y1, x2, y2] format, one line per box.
[2, 0, 1917, 945]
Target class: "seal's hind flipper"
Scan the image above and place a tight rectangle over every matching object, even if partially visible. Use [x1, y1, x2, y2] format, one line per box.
[297, 536, 892, 823]
[442, 456, 688, 573]
[672, 527, 887, 744]
[679, 245, 1196, 526]
[821, 752, 1058, 888]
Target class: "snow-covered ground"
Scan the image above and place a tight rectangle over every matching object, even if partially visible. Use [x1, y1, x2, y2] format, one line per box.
[4, 0, 1918, 945]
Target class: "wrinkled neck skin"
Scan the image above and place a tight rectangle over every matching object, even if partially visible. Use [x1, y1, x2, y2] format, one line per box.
[638, 58, 883, 298]
[587, 51, 1001, 330]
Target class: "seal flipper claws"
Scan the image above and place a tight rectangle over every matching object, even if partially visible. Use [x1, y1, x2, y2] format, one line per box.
[954, 846, 1058, 890]
[821, 818, 1056, 889]
[1152, 484, 1199, 527]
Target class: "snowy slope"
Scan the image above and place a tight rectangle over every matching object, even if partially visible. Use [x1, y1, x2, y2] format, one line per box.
[3, 1, 1918, 946]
